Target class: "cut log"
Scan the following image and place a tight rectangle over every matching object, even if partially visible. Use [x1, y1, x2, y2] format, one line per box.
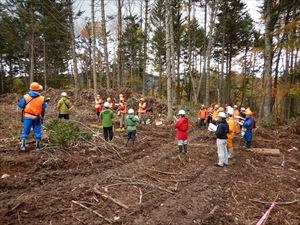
[248, 148, 281, 156]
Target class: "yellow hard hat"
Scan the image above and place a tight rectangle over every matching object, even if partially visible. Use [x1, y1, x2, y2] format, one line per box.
[218, 107, 224, 112]
[245, 108, 252, 115]
[215, 104, 219, 109]
[140, 97, 144, 101]
[120, 97, 124, 101]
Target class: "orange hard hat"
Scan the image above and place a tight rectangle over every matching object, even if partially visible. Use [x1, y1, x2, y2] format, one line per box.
[30, 82, 41, 91]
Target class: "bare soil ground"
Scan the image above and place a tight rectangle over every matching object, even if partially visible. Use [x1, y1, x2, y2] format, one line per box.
[0, 91, 299, 225]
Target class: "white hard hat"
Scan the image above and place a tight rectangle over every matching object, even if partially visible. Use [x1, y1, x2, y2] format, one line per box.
[178, 109, 186, 115]
[128, 108, 134, 114]
[61, 92, 67, 97]
[234, 105, 238, 108]
[241, 107, 245, 111]
[227, 107, 234, 115]
[218, 112, 226, 118]
[104, 102, 110, 108]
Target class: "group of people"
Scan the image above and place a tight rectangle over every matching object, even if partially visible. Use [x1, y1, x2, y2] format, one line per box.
[18, 82, 254, 168]
[174, 104, 254, 168]
[18, 82, 148, 150]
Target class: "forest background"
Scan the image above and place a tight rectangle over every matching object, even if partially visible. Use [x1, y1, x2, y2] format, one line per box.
[0, 0, 299, 123]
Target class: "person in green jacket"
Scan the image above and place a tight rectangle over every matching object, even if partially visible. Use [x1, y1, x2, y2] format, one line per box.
[125, 108, 139, 147]
[100, 102, 114, 141]
[57, 92, 71, 120]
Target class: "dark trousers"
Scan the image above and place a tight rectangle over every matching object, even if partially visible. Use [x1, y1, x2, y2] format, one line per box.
[127, 130, 136, 141]
[103, 127, 113, 141]
[198, 119, 206, 128]
[207, 116, 212, 125]
[58, 114, 69, 120]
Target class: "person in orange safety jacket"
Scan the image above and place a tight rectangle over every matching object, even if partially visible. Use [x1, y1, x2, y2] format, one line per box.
[18, 82, 47, 151]
[118, 97, 127, 130]
[198, 105, 208, 128]
[138, 97, 147, 124]
[226, 107, 239, 158]
[95, 95, 103, 117]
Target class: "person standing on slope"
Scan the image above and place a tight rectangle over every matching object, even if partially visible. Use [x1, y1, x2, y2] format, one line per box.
[100, 102, 114, 142]
[57, 92, 71, 120]
[125, 108, 139, 146]
[215, 112, 229, 167]
[19, 82, 47, 151]
[243, 108, 253, 148]
[174, 110, 189, 153]
[226, 107, 239, 158]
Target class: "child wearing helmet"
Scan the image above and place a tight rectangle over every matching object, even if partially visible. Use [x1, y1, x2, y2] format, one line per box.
[215, 112, 229, 167]
[125, 108, 139, 146]
[100, 102, 114, 142]
[57, 92, 71, 120]
[174, 110, 189, 153]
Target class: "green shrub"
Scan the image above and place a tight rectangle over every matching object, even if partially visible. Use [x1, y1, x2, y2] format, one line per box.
[45, 119, 92, 145]
[261, 115, 276, 128]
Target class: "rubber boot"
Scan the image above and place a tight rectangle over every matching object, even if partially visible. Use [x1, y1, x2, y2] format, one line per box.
[35, 139, 41, 151]
[228, 148, 234, 158]
[178, 145, 183, 153]
[183, 144, 188, 153]
[20, 138, 26, 151]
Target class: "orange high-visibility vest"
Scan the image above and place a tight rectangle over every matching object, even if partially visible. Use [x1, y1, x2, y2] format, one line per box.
[23, 94, 44, 118]
[198, 109, 207, 119]
[138, 102, 146, 113]
[119, 102, 127, 114]
[234, 109, 240, 117]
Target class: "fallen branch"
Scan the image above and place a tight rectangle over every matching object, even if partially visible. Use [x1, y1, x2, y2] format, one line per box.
[71, 200, 112, 224]
[93, 187, 129, 209]
[146, 168, 182, 175]
[250, 199, 299, 205]
[146, 173, 189, 183]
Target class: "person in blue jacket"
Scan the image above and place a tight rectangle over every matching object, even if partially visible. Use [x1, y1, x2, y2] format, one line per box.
[243, 108, 253, 148]
[19, 82, 47, 151]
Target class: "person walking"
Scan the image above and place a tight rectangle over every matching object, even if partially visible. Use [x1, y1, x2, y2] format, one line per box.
[215, 112, 229, 167]
[57, 92, 71, 120]
[243, 108, 253, 148]
[174, 110, 189, 153]
[125, 108, 139, 146]
[138, 97, 147, 124]
[100, 102, 114, 142]
[19, 82, 47, 151]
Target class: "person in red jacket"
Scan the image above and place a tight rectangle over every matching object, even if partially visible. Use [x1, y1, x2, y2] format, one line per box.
[174, 109, 189, 153]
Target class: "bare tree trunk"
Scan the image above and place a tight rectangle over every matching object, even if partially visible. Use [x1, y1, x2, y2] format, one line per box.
[170, 6, 176, 104]
[250, 52, 256, 109]
[117, 0, 124, 88]
[67, 0, 80, 97]
[29, 2, 35, 84]
[43, 37, 47, 90]
[91, 0, 97, 96]
[205, 0, 218, 106]
[100, 0, 110, 89]
[165, 0, 173, 119]
[0, 55, 4, 93]
[262, 0, 273, 119]
[142, 0, 149, 95]
[241, 47, 248, 106]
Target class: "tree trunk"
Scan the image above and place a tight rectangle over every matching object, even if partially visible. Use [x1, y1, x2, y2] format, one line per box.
[43, 37, 47, 90]
[117, 0, 123, 88]
[205, 0, 218, 106]
[165, 0, 173, 119]
[67, 0, 80, 97]
[0, 55, 4, 93]
[241, 47, 248, 106]
[170, 5, 176, 104]
[101, 0, 110, 89]
[262, 0, 273, 119]
[142, 0, 149, 95]
[91, 0, 97, 96]
[29, 2, 35, 84]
